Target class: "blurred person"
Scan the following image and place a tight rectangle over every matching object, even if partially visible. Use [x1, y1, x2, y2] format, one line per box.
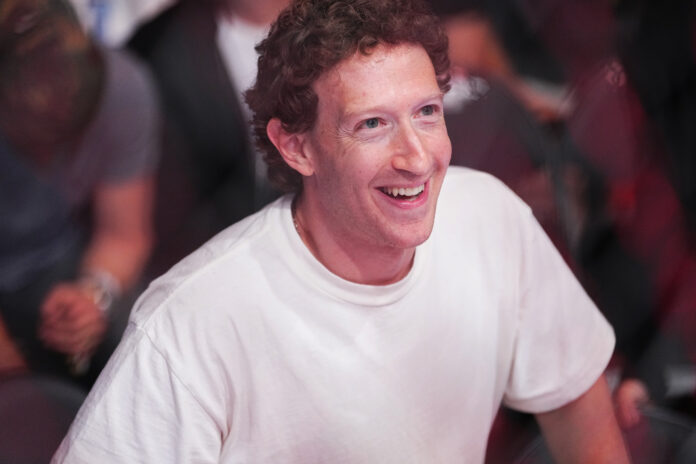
[615, 0, 696, 242]
[430, 0, 572, 124]
[613, 0, 696, 421]
[128, 0, 287, 278]
[552, 1, 696, 428]
[569, 57, 696, 429]
[54, 0, 629, 462]
[0, 0, 159, 386]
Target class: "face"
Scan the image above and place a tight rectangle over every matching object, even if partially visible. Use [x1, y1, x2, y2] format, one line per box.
[302, 43, 451, 252]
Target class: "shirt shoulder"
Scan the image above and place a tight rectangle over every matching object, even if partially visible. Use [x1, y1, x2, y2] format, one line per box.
[436, 166, 533, 238]
[441, 166, 530, 211]
[130, 197, 286, 327]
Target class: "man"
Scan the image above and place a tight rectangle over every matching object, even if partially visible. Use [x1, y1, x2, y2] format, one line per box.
[0, 0, 158, 384]
[53, 0, 628, 461]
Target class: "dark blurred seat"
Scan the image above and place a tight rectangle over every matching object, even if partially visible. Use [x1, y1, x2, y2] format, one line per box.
[0, 374, 85, 464]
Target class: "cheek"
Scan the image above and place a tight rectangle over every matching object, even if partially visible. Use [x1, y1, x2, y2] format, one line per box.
[322, 142, 379, 181]
[427, 129, 452, 167]
[441, 138, 453, 166]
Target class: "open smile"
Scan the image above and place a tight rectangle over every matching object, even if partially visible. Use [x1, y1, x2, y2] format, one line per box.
[378, 183, 426, 201]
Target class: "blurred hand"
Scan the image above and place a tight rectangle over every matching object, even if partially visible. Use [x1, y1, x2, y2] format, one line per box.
[39, 283, 107, 356]
[615, 378, 650, 429]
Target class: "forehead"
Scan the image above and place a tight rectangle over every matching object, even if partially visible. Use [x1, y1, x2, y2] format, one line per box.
[312, 43, 440, 118]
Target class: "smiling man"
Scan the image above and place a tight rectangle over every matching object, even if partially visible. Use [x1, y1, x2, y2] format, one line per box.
[266, 42, 451, 285]
[53, 0, 629, 462]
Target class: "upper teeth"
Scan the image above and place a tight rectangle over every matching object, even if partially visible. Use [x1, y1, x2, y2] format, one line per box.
[383, 184, 425, 197]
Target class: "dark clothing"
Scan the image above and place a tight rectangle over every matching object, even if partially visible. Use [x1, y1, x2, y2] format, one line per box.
[128, 0, 279, 277]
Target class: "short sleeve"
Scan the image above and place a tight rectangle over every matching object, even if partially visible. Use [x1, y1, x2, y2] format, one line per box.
[85, 48, 161, 183]
[52, 324, 221, 464]
[503, 206, 615, 413]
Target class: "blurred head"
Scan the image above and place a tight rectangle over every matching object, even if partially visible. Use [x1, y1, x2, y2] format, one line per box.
[245, 0, 451, 193]
[0, 0, 103, 158]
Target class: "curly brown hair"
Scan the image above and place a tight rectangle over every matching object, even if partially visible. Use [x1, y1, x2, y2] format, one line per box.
[245, 0, 451, 193]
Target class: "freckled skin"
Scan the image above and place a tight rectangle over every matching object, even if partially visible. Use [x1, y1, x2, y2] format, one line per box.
[294, 43, 452, 284]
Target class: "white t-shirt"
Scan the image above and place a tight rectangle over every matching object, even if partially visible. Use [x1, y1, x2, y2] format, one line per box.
[53, 167, 614, 463]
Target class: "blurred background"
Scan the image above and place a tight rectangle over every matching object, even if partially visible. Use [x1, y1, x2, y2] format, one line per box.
[0, 0, 694, 462]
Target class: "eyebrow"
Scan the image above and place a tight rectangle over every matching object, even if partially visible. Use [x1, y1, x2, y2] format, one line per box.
[339, 92, 444, 124]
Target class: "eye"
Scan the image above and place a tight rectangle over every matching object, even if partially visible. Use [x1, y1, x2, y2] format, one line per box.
[362, 117, 380, 129]
[420, 105, 435, 116]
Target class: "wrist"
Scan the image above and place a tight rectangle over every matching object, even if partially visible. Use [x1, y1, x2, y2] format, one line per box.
[77, 269, 122, 315]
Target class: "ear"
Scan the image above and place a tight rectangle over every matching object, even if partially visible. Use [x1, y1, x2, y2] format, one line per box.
[267, 118, 315, 177]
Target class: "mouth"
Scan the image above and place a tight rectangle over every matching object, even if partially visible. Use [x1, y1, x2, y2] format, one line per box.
[379, 183, 426, 201]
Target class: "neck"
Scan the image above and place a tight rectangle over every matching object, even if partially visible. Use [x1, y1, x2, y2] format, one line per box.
[292, 195, 415, 286]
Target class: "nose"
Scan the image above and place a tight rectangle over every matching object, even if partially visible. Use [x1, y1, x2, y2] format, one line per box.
[390, 123, 430, 174]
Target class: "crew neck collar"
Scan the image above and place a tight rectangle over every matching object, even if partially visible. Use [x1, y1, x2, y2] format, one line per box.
[274, 195, 430, 307]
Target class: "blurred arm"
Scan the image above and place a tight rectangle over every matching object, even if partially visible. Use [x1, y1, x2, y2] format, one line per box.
[40, 176, 155, 356]
[535, 374, 630, 463]
[81, 175, 155, 291]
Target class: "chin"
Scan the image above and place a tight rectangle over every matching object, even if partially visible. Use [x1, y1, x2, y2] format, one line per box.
[383, 221, 434, 250]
